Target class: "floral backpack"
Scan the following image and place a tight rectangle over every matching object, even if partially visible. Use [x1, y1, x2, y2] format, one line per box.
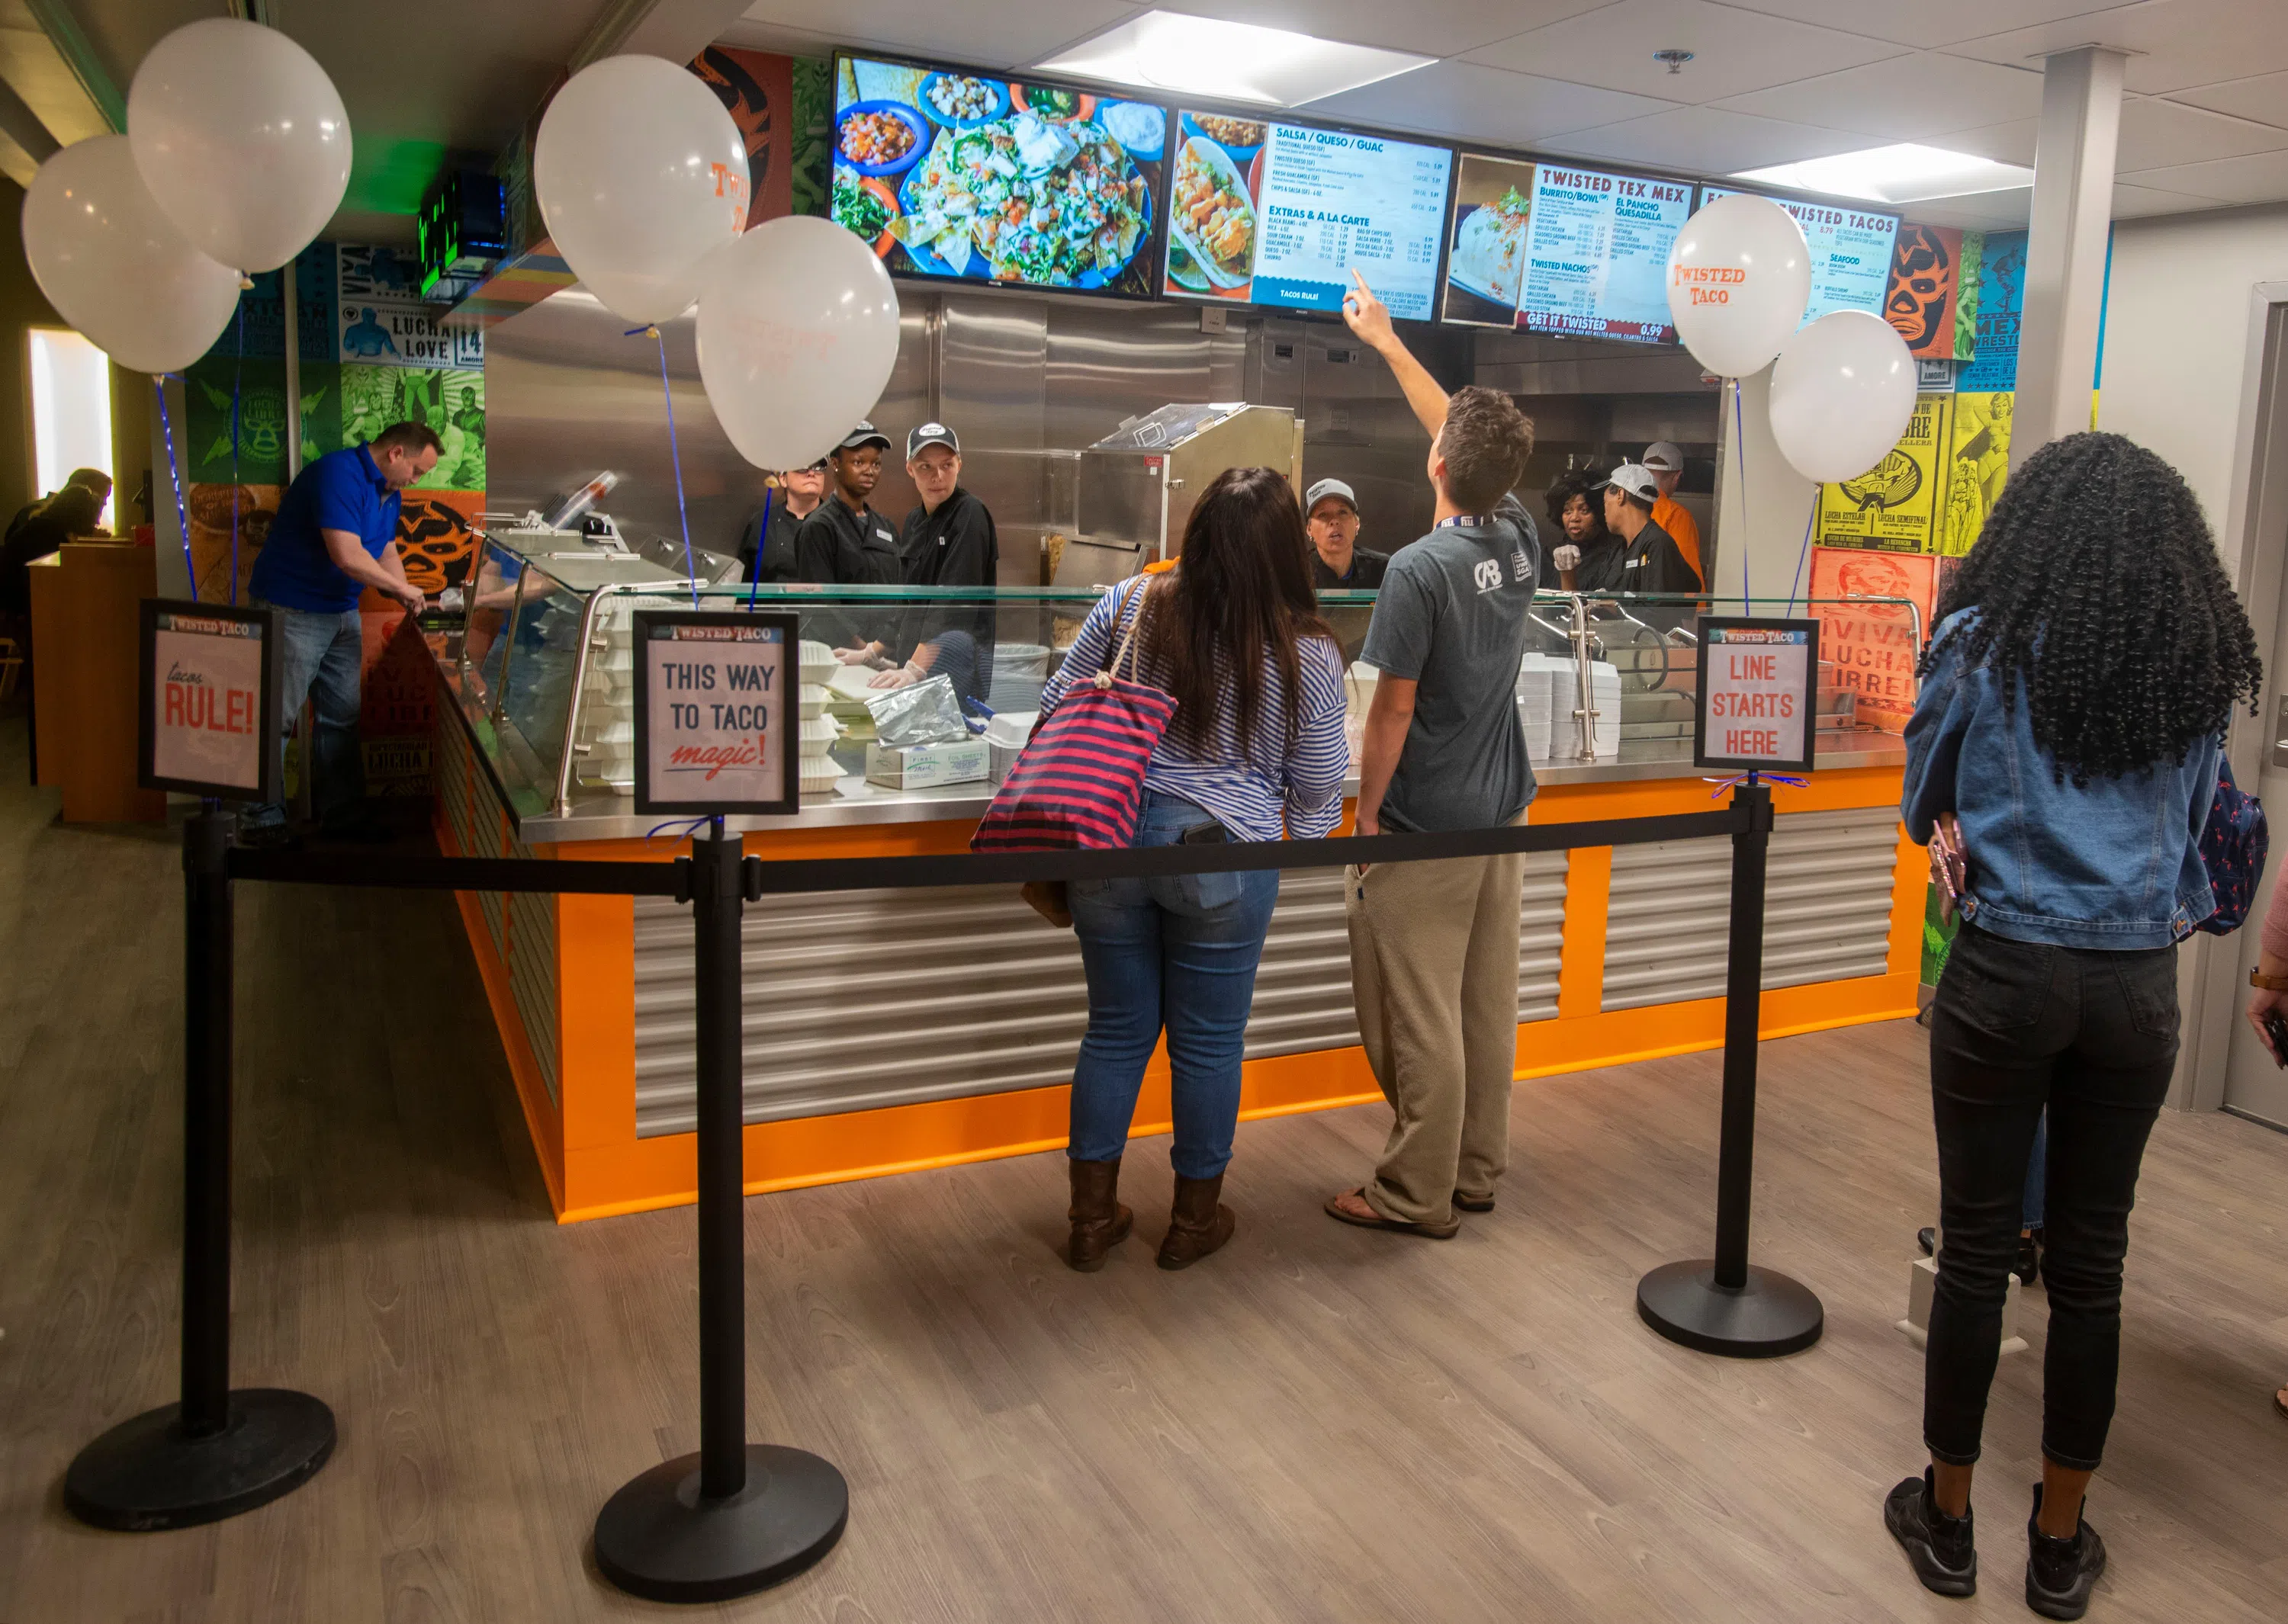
[2196, 755, 2267, 936]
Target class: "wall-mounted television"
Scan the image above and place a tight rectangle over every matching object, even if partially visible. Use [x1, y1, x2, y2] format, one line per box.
[1510, 162, 1696, 345]
[829, 53, 1171, 297]
[1699, 185, 1901, 326]
[1159, 111, 1454, 321]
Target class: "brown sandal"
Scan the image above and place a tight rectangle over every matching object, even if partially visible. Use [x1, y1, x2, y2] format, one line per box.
[1323, 1188, 1461, 1239]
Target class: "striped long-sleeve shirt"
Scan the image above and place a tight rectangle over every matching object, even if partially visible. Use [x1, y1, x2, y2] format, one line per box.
[1036, 582, 1349, 842]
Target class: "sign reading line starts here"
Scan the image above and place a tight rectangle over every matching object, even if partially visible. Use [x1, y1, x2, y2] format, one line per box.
[1695, 618, 1820, 775]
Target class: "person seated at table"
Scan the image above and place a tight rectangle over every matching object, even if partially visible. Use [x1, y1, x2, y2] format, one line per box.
[0, 467, 111, 615]
[1539, 468, 1624, 592]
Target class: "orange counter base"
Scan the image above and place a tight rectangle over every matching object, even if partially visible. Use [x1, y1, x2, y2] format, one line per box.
[437, 746, 1920, 1224]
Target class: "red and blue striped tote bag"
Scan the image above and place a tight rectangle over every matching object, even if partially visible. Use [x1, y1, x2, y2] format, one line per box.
[972, 580, 1174, 852]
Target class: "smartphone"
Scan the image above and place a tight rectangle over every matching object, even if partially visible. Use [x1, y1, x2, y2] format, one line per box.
[1931, 821, 1968, 926]
[2264, 1010, 2288, 1069]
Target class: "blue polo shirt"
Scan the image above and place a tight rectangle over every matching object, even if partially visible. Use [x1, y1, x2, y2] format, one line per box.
[249, 443, 400, 613]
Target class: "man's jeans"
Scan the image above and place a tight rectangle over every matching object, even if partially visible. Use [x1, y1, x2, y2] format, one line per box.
[244, 602, 365, 827]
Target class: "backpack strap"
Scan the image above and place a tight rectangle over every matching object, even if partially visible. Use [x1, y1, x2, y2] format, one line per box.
[1094, 576, 1153, 692]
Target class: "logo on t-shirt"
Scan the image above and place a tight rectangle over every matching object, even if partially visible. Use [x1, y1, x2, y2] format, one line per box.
[1472, 558, 1503, 593]
[1511, 547, 1534, 583]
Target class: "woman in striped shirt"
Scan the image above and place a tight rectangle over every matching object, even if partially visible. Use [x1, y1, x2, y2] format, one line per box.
[1039, 466, 1349, 1273]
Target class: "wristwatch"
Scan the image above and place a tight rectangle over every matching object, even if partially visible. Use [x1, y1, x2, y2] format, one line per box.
[2249, 968, 2288, 991]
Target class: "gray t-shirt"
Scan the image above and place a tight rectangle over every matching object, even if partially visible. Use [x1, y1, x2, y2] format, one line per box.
[1359, 493, 1541, 833]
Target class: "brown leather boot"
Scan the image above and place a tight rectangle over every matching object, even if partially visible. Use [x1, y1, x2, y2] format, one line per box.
[1156, 1173, 1236, 1270]
[1065, 1157, 1132, 1272]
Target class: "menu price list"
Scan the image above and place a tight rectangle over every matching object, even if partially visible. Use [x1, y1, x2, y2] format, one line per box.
[1702, 187, 1899, 324]
[1252, 123, 1451, 319]
[1519, 165, 1695, 345]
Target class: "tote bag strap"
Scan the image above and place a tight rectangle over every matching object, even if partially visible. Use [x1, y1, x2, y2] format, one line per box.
[1093, 576, 1154, 692]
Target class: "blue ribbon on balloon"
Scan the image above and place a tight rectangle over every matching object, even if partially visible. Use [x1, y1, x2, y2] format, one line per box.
[744, 487, 772, 611]
[628, 324, 701, 609]
[229, 300, 245, 605]
[154, 377, 194, 602]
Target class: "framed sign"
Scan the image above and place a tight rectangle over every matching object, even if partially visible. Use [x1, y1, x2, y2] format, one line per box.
[1695, 617, 1820, 775]
[631, 611, 799, 816]
[138, 599, 281, 801]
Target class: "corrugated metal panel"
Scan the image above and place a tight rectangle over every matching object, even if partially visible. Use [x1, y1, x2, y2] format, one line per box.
[439, 707, 476, 859]
[1602, 806, 1901, 1012]
[506, 878, 560, 1104]
[633, 852, 1573, 1138]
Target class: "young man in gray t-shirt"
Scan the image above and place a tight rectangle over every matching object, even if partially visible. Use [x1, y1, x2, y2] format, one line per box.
[1328, 274, 1540, 1240]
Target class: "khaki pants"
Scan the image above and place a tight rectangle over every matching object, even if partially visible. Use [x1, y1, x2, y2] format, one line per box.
[1345, 828, 1525, 1226]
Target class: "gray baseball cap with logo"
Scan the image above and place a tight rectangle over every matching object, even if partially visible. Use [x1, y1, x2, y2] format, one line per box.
[1304, 477, 1358, 514]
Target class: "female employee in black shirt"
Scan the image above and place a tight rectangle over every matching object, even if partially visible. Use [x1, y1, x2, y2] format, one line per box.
[734, 457, 826, 583]
[1539, 467, 1625, 591]
[862, 422, 999, 702]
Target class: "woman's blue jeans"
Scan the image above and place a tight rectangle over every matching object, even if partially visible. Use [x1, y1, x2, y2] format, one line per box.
[1065, 794, 1279, 1180]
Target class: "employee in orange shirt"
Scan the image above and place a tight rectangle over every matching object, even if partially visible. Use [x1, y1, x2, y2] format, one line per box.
[1641, 442, 1701, 583]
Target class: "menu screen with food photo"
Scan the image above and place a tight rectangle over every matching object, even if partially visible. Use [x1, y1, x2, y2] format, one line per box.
[831, 54, 1170, 296]
[1441, 154, 1539, 326]
[1518, 165, 1695, 344]
[1163, 113, 1453, 319]
[1701, 187, 1900, 325]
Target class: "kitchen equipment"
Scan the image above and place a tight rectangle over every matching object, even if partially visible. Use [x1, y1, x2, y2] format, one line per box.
[1078, 402, 1302, 566]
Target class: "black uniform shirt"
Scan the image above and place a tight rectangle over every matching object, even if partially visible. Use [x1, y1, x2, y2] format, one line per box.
[795, 492, 900, 648]
[1615, 516, 1701, 596]
[1538, 531, 1628, 593]
[1312, 547, 1389, 591]
[734, 494, 810, 585]
[898, 487, 998, 696]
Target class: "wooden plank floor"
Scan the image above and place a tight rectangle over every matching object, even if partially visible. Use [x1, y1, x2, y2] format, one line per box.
[2, 715, 2285, 1623]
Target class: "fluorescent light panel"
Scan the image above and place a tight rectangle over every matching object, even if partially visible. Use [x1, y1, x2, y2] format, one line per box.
[1037, 11, 1430, 108]
[1732, 143, 2034, 205]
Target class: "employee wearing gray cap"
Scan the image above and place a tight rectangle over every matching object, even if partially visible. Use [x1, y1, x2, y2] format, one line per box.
[1304, 478, 1388, 591]
[797, 419, 902, 658]
[866, 422, 999, 700]
[1600, 462, 1702, 595]
[1640, 441, 1702, 582]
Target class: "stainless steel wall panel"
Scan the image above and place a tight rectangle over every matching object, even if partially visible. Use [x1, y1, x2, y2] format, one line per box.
[937, 294, 1049, 583]
[1601, 807, 1902, 1012]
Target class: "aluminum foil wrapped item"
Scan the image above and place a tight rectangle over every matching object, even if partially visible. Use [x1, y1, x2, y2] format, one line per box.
[866, 673, 969, 747]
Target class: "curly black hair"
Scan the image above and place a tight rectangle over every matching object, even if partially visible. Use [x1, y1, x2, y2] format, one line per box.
[1927, 431, 2262, 785]
[1544, 468, 1610, 540]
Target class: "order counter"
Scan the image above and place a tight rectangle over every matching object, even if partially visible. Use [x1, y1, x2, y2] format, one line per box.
[429, 538, 1922, 1221]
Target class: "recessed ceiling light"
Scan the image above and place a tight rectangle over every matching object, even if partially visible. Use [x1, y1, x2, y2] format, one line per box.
[1036, 11, 1431, 108]
[1731, 143, 2035, 205]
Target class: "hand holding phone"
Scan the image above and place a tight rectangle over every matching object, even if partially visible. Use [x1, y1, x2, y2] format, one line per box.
[1930, 812, 1968, 926]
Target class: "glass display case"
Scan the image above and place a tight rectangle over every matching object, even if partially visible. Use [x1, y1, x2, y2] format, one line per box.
[436, 530, 1923, 839]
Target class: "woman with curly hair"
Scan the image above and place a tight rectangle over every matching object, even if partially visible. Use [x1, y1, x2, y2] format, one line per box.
[1538, 467, 1624, 590]
[1885, 433, 2262, 1619]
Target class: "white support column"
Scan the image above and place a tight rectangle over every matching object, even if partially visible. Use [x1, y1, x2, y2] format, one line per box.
[2012, 46, 2126, 468]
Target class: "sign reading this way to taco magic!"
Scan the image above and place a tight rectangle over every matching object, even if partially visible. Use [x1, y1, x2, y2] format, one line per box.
[632, 611, 799, 817]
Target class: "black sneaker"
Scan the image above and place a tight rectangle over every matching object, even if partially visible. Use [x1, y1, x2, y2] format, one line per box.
[1885, 1469, 1977, 1597]
[1918, 1226, 1938, 1257]
[2015, 1233, 2041, 1288]
[2026, 1484, 2106, 1619]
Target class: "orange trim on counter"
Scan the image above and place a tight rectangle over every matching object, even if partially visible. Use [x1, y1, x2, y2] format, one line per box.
[1557, 846, 1613, 1020]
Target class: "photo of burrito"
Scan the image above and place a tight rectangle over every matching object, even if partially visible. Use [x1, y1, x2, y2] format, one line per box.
[1441, 154, 1540, 327]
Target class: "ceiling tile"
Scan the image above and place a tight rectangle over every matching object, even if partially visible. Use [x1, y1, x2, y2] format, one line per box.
[1713, 51, 2043, 139]
[1467, 0, 1906, 104]
[1152, 0, 1612, 59]
[1946, 118, 2040, 165]
[2113, 98, 2288, 168]
[2166, 70, 2288, 132]
[1302, 59, 1680, 144]
[1943, 0, 2288, 97]
[1712, 2, 2148, 51]
[2116, 149, 2288, 205]
[1900, 193, 2032, 229]
[729, 0, 1139, 71]
[1540, 104, 1876, 173]
[2107, 181, 2224, 217]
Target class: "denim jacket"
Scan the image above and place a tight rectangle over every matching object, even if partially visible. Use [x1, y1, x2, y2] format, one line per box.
[1902, 610, 2218, 950]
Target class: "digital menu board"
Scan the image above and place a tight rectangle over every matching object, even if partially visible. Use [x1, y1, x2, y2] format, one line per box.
[1442, 153, 1540, 327]
[1517, 163, 1695, 344]
[1162, 112, 1453, 319]
[1701, 186, 1900, 325]
[831, 54, 1170, 297]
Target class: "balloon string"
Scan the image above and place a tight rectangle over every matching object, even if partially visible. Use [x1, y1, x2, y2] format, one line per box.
[1732, 377, 1751, 607]
[1786, 502, 1815, 615]
[230, 300, 244, 605]
[629, 324, 700, 609]
[745, 486, 772, 610]
[156, 377, 194, 602]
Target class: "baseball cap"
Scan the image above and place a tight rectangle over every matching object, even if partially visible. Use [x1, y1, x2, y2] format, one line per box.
[907, 421, 959, 459]
[1304, 477, 1358, 514]
[1641, 441, 1684, 473]
[1599, 463, 1661, 503]
[836, 420, 891, 453]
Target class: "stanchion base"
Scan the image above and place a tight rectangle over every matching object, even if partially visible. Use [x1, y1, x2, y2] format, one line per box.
[594, 1444, 847, 1603]
[63, 1388, 336, 1531]
[1637, 1261, 1824, 1359]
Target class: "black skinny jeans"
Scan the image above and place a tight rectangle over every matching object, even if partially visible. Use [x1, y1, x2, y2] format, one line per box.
[1924, 923, 2178, 1472]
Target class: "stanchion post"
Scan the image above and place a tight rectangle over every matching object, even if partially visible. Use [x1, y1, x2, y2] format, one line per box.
[64, 806, 336, 1529]
[593, 821, 847, 1603]
[1634, 780, 1824, 1358]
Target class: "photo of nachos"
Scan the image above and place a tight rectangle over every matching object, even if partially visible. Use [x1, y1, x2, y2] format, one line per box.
[892, 109, 1151, 287]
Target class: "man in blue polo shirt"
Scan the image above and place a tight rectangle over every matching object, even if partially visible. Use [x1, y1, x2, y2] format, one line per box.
[242, 421, 440, 842]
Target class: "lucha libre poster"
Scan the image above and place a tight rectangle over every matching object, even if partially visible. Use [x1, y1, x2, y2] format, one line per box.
[1884, 223, 1965, 361]
[1807, 546, 1941, 732]
[1815, 393, 1952, 551]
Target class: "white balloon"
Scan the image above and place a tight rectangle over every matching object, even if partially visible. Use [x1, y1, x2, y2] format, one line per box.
[696, 217, 901, 470]
[535, 55, 750, 327]
[1768, 310, 1920, 484]
[21, 136, 242, 375]
[127, 18, 351, 274]
[1666, 193, 1812, 379]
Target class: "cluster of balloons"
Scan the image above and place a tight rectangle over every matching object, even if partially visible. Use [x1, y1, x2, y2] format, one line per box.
[534, 56, 900, 473]
[1666, 192, 1916, 484]
[19, 18, 352, 375]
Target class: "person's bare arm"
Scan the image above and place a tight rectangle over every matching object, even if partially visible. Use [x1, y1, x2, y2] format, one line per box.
[1342, 271, 1448, 442]
[323, 526, 425, 613]
[1352, 674, 1418, 862]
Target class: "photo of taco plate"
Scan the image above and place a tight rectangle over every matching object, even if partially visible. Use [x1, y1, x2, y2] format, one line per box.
[1169, 136, 1255, 290]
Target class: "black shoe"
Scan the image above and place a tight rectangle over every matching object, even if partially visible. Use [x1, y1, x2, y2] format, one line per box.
[2025, 1484, 2106, 1619]
[1918, 1226, 1938, 1257]
[235, 820, 302, 851]
[1885, 1470, 1977, 1597]
[2015, 1233, 2041, 1289]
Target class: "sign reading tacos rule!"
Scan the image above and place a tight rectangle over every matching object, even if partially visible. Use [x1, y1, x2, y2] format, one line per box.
[139, 601, 281, 802]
